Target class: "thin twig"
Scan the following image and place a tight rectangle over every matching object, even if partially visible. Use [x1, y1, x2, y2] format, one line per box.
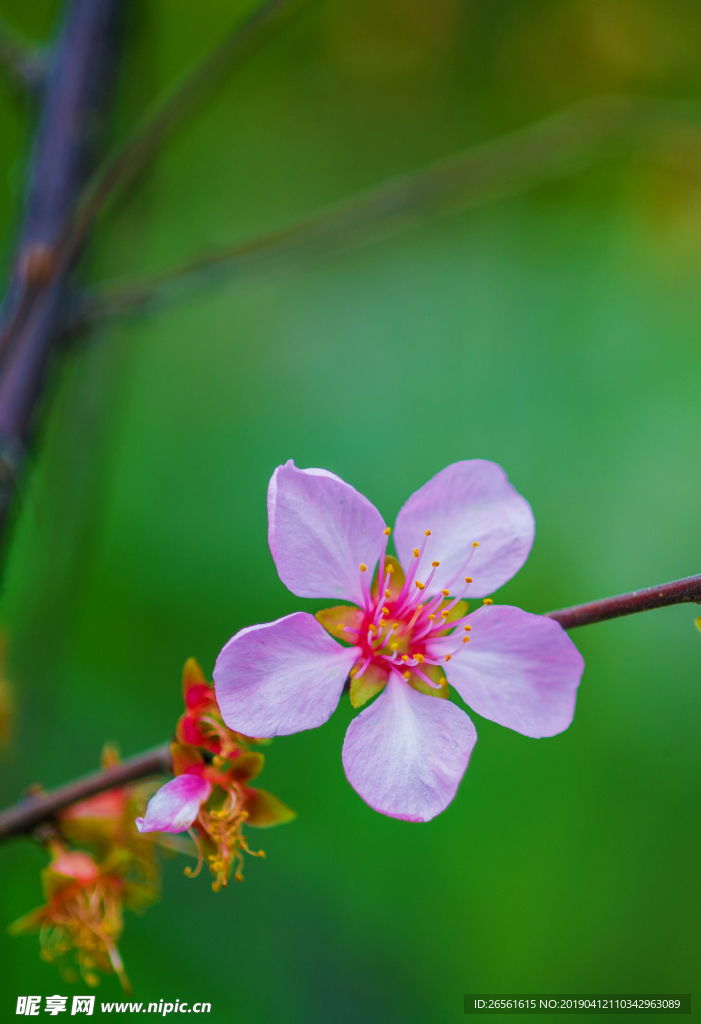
[64, 0, 302, 260]
[0, 742, 172, 841]
[77, 95, 701, 326]
[1, 572, 699, 842]
[545, 573, 701, 629]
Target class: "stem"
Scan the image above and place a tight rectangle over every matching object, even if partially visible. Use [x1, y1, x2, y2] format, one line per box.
[0, 742, 172, 841]
[545, 573, 701, 629]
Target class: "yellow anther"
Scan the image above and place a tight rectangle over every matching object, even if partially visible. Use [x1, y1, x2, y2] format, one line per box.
[441, 608, 449, 617]
[390, 642, 399, 651]
[384, 589, 392, 598]
[425, 529, 431, 536]
[432, 560, 440, 568]
[428, 613, 436, 621]
[386, 564, 394, 574]
[445, 654, 452, 661]
[483, 598, 493, 605]
[368, 623, 378, 633]
[402, 655, 409, 662]
[442, 588, 450, 597]
[402, 670, 411, 680]
[384, 526, 391, 535]
[415, 581, 425, 590]
[415, 653, 424, 663]
[472, 541, 479, 548]
[465, 576, 473, 583]
[359, 563, 367, 572]
[391, 623, 399, 630]
[413, 548, 420, 558]
[464, 624, 472, 631]
[463, 636, 470, 643]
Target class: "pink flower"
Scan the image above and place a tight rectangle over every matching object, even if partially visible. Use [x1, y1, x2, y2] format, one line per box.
[213, 460, 584, 822]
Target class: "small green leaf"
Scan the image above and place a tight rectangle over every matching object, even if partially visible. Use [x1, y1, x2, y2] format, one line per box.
[246, 788, 296, 828]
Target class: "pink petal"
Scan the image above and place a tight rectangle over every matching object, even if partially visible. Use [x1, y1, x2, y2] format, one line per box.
[393, 460, 535, 598]
[267, 460, 386, 606]
[431, 605, 584, 738]
[214, 611, 360, 736]
[341, 673, 477, 822]
[135, 774, 211, 834]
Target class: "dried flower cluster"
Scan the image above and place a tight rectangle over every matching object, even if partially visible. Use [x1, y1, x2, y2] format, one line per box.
[9, 747, 160, 992]
[136, 659, 295, 891]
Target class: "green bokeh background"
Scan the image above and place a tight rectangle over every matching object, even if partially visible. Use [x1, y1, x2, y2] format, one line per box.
[1, 0, 700, 1020]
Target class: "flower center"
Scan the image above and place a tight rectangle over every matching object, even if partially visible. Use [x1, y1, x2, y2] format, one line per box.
[350, 527, 480, 690]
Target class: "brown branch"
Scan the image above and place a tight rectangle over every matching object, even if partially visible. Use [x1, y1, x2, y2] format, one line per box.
[0, 742, 172, 841]
[545, 573, 701, 629]
[76, 95, 701, 326]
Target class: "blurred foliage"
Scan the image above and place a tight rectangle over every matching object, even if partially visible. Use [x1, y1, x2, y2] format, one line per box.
[0, 0, 700, 1020]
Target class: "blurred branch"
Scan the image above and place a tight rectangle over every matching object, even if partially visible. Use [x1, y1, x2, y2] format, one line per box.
[0, 18, 46, 92]
[545, 573, 701, 630]
[1, 573, 699, 842]
[0, 0, 122, 543]
[0, 743, 172, 841]
[77, 95, 699, 326]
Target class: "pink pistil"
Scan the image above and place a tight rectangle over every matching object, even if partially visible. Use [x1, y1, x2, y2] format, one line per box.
[411, 667, 443, 690]
[353, 656, 373, 681]
[359, 569, 372, 614]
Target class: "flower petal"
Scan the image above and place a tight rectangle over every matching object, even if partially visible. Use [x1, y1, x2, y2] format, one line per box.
[267, 460, 386, 605]
[135, 774, 212, 834]
[214, 611, 360, 736]
[342, 673, 477, 821]
[433, 604, 584, 738]
[393, 460, 535, 598]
